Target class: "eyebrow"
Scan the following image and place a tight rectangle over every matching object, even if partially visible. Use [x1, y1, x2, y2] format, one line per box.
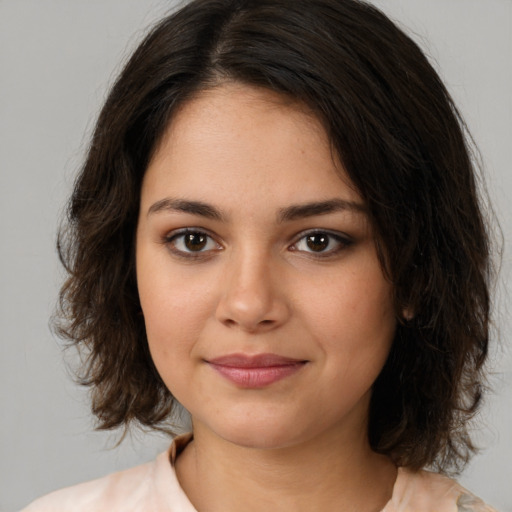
[277, 199, 366, 223]
[147, 197, 366, 222]
[147, 198, 226, 221]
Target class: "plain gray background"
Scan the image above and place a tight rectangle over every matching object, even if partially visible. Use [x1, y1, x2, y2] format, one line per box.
[1, 1, 511, 511]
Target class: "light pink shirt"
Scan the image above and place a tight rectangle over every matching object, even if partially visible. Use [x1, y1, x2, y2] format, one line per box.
[22, 434, 497, 512]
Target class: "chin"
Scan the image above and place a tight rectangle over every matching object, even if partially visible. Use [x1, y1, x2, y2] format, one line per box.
[199, 414, 315, 451]
[222, 431, 300, 451]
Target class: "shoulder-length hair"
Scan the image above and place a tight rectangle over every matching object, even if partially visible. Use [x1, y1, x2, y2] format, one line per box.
[57, 0, 493, 474]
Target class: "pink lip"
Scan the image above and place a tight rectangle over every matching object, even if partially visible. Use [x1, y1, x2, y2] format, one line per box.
[206, 353, 307, 388]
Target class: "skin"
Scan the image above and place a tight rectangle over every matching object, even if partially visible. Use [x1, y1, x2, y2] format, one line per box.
[136, 83, 397, 512]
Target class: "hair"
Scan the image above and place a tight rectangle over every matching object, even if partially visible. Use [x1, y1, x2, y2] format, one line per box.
[57, 0, 493, 474]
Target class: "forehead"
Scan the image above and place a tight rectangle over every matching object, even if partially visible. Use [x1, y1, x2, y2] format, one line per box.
[155, 83, 327, 159]
[142, 83, 361, 210]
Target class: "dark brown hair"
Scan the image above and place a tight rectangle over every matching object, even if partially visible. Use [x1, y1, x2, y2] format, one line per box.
[57, 0, 493, 473]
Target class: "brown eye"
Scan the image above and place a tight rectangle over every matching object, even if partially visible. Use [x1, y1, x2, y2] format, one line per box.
[166, 229, 220, 256]
[291, 230, 352, 257]
[306, 234, 329, 252]
[184, 232, 207, 251]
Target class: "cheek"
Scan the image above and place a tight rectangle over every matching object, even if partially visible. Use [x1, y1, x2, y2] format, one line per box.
[300, 264, 396, 373]
[137, 270, 208, 400]
[306, 274, 394, 338]
[140, 280, 210, 350]
[136, 248, 212, 358]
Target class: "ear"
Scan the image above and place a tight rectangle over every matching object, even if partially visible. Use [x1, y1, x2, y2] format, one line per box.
[402, 307, 414, 321]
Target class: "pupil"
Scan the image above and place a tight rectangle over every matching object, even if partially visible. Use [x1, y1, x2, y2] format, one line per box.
[185, 233, 207, 251]
[307, 234, 329, 252]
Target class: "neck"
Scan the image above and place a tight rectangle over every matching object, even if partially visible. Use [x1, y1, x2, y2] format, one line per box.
[175, 421, 397, 512]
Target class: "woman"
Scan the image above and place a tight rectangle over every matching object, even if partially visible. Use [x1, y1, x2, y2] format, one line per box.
[23, 0, 498, 510]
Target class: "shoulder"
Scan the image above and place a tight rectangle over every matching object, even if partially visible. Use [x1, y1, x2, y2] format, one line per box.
[383, 468, 498, 512]
[20, 448, 186, 512]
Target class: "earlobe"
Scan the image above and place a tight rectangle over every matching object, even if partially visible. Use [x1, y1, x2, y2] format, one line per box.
[402, 307, 414, 322]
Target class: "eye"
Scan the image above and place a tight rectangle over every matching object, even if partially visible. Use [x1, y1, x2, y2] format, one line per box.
[165, 229, 221, 256]
[291, 230, 352, 256]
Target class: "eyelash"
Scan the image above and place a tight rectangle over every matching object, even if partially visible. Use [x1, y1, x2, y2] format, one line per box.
[164, 228, 222, 259]
[163, 228, 353, 259]
[289, 230, 353, 258]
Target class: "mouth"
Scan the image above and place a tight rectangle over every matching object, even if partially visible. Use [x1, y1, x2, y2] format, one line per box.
[206, 353, 308, 388]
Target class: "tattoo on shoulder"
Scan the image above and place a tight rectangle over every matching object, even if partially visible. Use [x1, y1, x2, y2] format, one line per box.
[457, 493, 494, 512]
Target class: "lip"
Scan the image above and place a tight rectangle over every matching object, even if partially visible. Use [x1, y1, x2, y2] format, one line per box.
[206, 353, 307, 388]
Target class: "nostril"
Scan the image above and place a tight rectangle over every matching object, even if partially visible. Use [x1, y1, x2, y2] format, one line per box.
[220, 316, 276, 332]
[215, 281, 290, 332]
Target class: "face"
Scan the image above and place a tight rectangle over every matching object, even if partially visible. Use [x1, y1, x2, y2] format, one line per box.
[136, 83, 396, 450]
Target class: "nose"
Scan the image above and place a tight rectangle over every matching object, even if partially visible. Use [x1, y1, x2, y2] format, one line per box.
[215, 249, 290, 333]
